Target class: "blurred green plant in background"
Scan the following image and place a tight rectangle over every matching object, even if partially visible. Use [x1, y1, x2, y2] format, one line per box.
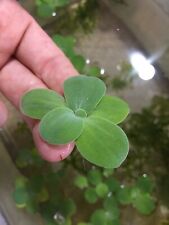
[13, 147, 155, 225]
[34, 0, 133, 89]
[111, 62, 134, 91]
[53, 35, 101, 76]
[123, 95, 169, 206]
[52, 34, 134, 90]
[34, 0, 127, 34]
[36, 0, 99, 34]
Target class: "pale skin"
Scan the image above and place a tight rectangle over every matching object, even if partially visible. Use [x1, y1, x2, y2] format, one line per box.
[0, 0, 78, 162]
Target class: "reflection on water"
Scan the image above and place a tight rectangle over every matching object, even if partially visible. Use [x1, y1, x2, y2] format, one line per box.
[130, 52, 156, 80]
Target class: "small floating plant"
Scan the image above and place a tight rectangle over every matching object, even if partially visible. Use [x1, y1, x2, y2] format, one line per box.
[21, 75, 129, 168]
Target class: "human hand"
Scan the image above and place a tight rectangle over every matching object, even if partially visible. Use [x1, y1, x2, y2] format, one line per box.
[0, 0, 78, 162]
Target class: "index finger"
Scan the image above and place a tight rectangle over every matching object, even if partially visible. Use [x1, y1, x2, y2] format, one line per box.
[0, 0, 78, 93]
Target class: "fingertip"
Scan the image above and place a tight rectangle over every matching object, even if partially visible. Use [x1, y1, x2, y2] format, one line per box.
[32, 124, 75, 162]
[0, 101, 8, 127]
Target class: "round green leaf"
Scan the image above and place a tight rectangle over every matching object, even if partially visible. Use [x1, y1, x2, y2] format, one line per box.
[132, 192, 155, 215]
[13, 187, 29, 206]
[95, 183, 109, 198]
[92, 96, 129, 124]
[90, 209, 107, 225]
[130, 187, 141, 200]
[87, 170, 102, 186]
[37, 3, 53, 18]
[105, 177, 120, 192]
[21, 89, 64, 119]
[64, 75, 106, 113]
[53, 35, 75, 49]
[116, 186, 132, 205]
[103, 196, 120, 220]
[84, 66, 101, 77]
[136, 176, 153, 193]
[53, 35, 75, 57]
[104, 196, 118, 210]
[84, 188, 98, 204]
[40, 107, 84, 144]
[74, 175, 88, 189]
[70, 55, 86, 72]
[76, 117, 129, 168]
[91, 209, 116, 225]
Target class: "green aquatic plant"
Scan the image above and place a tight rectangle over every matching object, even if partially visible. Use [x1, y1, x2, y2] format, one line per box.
[21, 75, 129, 168]
[36, 0, 98, 33]
[36, 0, 70, 18]
[74, 170, 155, 225]
[53, 35, 101, 76]
[124, 95, 169, 205]
[13, 148, 156, 225]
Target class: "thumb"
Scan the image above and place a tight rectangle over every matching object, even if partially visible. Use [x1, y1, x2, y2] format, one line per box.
[0, 101, 8, 127]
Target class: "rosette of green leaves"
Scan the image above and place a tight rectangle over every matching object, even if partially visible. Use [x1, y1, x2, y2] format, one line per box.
[21, 75, 129, 168]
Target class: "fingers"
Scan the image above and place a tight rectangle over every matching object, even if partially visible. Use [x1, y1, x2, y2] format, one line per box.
[0, 60, 46, 108]
[0, 0, 31, 69]
[0, 58, 46, 129]
[0, 59, 75, 162]
[33, 124, 75, 162]
[0, 0, 78, 94]
[16, 22, 78, 93]
[0, 1, 77, 161]
[0, 101, 8, 127]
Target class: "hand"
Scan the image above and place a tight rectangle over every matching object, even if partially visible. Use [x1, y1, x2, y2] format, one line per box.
[0, 0, 78, 162]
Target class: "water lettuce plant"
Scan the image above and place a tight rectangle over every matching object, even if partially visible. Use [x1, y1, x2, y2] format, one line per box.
[21, 75, 129, 168]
